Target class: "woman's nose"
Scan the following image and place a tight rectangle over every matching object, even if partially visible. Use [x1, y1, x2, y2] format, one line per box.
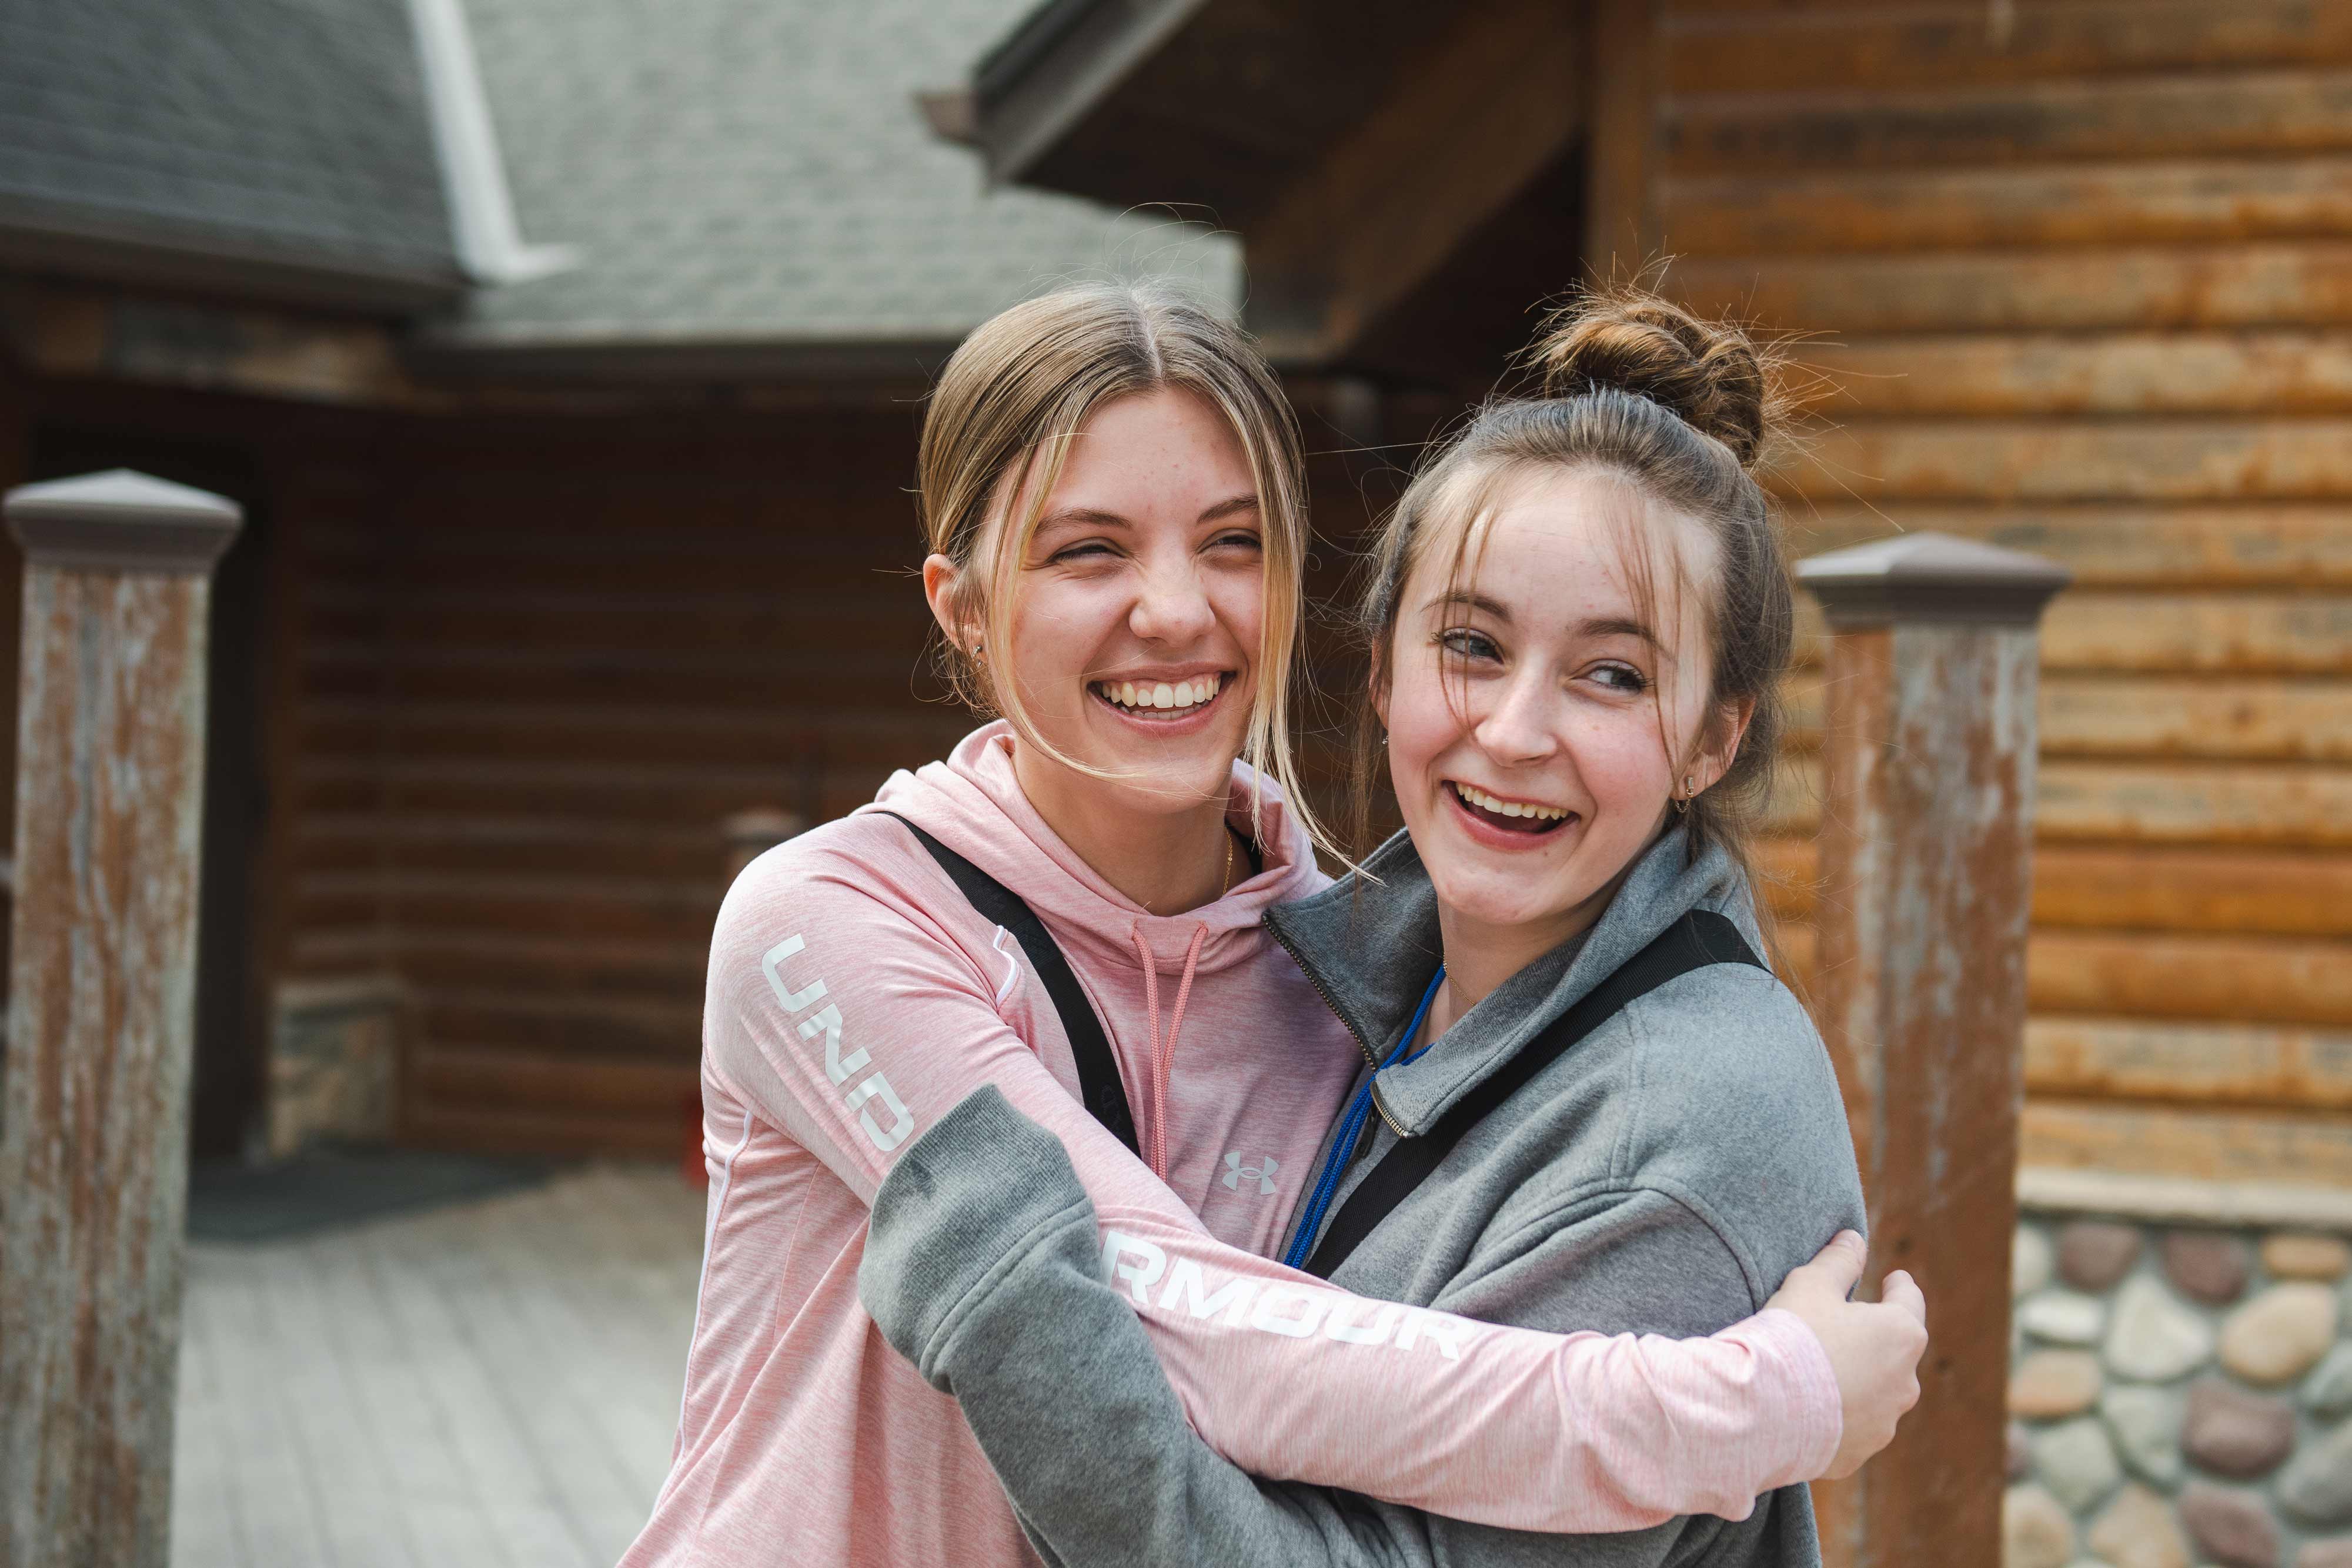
[1128, 554, 1217, 645]
[1473, 671, 1562, 764]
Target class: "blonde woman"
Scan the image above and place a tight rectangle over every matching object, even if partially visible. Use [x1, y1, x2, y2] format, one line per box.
[620, 285, 1923, 1567]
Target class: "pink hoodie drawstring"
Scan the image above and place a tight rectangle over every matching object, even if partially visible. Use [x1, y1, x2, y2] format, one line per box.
[1130, 922, 1209, 1179]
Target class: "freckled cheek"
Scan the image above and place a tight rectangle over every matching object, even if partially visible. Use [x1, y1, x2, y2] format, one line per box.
[1009, 583, 1133, 684]
[1205, 574, 1265, 668]
[1380, 673, 1468, 810]
[1568, 726, 1676, 820]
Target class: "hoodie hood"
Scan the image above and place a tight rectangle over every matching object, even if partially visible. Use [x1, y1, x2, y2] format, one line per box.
[1265, 823, 1763, 1136]
[863, 721, 1329, 977]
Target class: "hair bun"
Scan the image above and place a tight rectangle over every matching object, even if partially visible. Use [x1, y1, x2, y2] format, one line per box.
[1530, 290, 1772, 468]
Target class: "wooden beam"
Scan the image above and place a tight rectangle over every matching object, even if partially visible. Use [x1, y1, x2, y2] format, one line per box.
[0, 280, 419, 409]
[2039, 593, 2352, 676]
[1664, 156, 2352, 256]
[1785, 502, 2352, 590]
[2030, 845, 2352, 937]
[1798, 533, 2067, 1568]
[1797, 677, 2352, 766]
[1769, 754, 2352, 848]
[2037, 760, 2352, 850]
[1760, 838, 2352, 940]
[1787, 671, 2352, 764]
[1666, 3, 2352, 98]
[0, 471, 243, 1567]
[1585, 0, 1662, 278]
[1795, 332, 2352, 420]
[409, 1047, 697, 1120]
[1678, 242, 2352, 333]
[1244, 0, 1583, 362]
[2022, 1101, 2352, 1188]
[2025, 1015, 2352, 1114]
[1783, 418, 2352, 505]
[2036, 676, 2352, 763]
[2018, 1165, 2352, 1233]
[1663, 68, 2352, 175]
[2029, 930, 2352, 1031]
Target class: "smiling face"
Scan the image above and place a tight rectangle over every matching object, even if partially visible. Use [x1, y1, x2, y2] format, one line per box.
[941, 385, 1266, 820]
[1379, 464, 1744, 961]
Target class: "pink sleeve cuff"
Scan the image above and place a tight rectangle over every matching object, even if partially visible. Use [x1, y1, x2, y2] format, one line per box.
[1739, 1306, 1845, 1488]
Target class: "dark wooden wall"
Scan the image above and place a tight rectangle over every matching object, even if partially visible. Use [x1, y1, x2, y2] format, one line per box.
[0, 367, 1392, 1162]
[280, 407, 965, 1154]
[1596, 0, 2352, 1186]
[285, 401, 1384, 1156]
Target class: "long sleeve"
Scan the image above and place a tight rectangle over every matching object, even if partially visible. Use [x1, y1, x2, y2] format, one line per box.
[724, 863, 1838, 1534]
[861, 1086, 1843, 1564]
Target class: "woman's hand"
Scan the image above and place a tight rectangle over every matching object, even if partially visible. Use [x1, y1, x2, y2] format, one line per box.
[1763, 1231, 1928, 1480]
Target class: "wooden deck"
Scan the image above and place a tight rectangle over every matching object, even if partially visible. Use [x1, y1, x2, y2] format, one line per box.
[172, 1164, 705, 1568]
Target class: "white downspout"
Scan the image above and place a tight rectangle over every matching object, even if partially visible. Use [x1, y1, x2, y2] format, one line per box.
[407, 0, 579, 285]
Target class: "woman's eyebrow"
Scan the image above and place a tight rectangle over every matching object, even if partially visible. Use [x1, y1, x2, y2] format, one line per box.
[1198, 493, 1261, 523]
[1424, 589, 1513, 621]
[1579, 615, 1665, 648]
[1034, 507, 1130, 531]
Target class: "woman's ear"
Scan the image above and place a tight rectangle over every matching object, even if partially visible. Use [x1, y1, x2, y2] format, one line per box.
[1693, 694, 1757, 794]
[1368, 640, 1394, 734]
[922, 554, 973, 653]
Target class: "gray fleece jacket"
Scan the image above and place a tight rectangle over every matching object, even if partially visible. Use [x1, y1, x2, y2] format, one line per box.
[858, 826, 1865, 1567]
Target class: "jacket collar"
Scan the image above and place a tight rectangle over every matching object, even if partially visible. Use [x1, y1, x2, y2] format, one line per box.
[1265, 824, 1760, 1135]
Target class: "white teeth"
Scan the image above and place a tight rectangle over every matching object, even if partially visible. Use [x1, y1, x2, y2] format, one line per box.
[1456, 783, 1569, 823]
[1097, 676, 1224, 711]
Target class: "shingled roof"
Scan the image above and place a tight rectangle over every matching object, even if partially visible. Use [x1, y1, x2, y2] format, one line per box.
[430, 0, 1237, 376]
[0, 0, 467, 310]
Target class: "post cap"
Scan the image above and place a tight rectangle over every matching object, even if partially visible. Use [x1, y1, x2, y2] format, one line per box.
[1796, 531, 2070, 628]
[5, 469, 243, 576]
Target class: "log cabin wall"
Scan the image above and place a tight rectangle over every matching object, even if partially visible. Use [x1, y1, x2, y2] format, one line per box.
[283, 404, 1379, 1158]
[1600, 0, 2352, 1187]
[285, 407, 973, 1156]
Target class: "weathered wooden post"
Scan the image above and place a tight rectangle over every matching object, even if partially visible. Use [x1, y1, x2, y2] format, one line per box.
[0, 470, 242, 1568]
[1798, 533, 2069, 1568]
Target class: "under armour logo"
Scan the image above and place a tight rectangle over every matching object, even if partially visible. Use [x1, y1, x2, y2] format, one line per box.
[1222, 1152, 1278, 1196]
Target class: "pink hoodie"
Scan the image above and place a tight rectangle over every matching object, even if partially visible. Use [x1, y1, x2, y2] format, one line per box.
[620, 723, 1840, 1567]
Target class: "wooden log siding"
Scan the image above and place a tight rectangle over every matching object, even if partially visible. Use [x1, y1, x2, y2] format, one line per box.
[272, 415, 968, 1155]
[1613, 0, 2352, 1188]
[271, 411, 1375, 1156]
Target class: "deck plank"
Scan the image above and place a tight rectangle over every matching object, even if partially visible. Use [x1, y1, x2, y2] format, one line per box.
[173, 1164, 703, 1568]
[202, 1245, 342, 1567]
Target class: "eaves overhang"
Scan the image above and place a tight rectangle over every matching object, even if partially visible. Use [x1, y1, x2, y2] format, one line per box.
[970, 0, 1206, 195]
[960, 0, 1476, 235]
[402, 331, 963, 399]
[0, 196, 470, 319]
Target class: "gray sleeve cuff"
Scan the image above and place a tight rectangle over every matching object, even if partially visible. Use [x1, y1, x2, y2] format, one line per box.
[858, 1085, 1098, 1385]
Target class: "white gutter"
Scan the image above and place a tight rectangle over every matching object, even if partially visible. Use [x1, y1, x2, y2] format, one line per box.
[407, 0, 579, 285]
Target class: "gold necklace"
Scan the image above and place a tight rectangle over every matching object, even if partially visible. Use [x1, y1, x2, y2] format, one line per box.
[1219, 829, 1235, 898]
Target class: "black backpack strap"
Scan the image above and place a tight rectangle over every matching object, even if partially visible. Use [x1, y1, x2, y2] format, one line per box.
[1303, 909, 1763, 1279]
[879, 813, 1140, 1158]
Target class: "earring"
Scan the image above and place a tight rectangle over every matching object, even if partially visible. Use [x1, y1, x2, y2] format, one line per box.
[970, 638, 984, 661]
[1672, 775, 1695, 815]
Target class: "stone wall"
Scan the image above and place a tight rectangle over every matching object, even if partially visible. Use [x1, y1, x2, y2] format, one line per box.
[267, 977, 404, 1159]
[2006, 1211, 2352, 1568]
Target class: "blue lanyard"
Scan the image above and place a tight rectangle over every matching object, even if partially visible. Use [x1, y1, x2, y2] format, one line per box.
[1281, 965, 1447, 1271]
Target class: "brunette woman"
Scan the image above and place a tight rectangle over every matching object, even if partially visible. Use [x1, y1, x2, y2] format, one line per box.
[854, 288, 1920, 1566]
[622, 285, 1923, 1567]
